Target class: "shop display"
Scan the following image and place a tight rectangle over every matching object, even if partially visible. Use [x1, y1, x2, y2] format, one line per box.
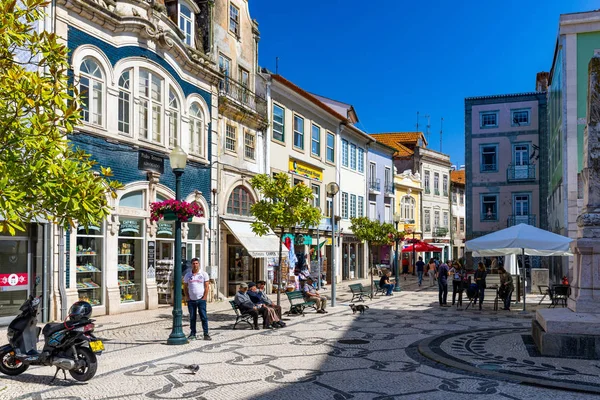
[76, 228, 103, 307]
[117, 220, 143, 303]
[156, 259, 174, 304]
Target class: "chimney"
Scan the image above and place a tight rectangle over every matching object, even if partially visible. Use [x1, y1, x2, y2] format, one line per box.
[536, 72, 549, 92]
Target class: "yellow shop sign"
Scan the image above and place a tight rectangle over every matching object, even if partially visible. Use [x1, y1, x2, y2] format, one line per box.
[289, 159, 323, 181]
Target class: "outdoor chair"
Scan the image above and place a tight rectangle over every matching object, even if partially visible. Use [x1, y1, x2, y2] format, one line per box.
[349, 283, 373, 302]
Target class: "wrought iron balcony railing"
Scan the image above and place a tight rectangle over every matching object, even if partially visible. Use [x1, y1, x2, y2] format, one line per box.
[369, 179, 381, 192]
[507, 214, 536, 227]
[384, 183, 394, 195]
[481, 212, 497, 221]
[434, 189, 440, 196]
[424, 187, 430, 194]
[507, 164, 536, 181]
[219, 77, 267, 117]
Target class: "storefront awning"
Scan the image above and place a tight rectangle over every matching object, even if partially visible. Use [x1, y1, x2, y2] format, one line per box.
[222, 219, 288, 259]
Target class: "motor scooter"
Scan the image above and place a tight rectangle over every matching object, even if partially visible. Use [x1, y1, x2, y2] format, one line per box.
[0, 279, 103, 382]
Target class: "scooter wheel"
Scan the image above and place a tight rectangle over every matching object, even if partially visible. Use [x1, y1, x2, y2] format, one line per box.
[69, 346, 97, 382]
[0, 349, 29, 376]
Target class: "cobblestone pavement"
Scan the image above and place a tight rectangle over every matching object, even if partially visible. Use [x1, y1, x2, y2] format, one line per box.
[0, 276, 597, 400]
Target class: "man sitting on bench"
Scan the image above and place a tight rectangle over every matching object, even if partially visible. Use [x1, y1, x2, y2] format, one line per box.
[379, 271, 394, 296]
[234, 282, 268, 330]
[248, 281, 285, 328]
[303, 277, 328, 314]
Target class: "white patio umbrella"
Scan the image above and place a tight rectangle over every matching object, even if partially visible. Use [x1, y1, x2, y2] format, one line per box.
[465, 223, 573, 311]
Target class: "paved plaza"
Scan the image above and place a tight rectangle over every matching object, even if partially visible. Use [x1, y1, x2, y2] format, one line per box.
[0, 277, 599, 400]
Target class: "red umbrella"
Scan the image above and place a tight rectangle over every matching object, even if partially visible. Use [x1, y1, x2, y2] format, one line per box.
[402, 242, 442, 252]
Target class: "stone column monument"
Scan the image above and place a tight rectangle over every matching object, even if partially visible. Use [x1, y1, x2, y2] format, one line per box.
[533, 55, 600, 358]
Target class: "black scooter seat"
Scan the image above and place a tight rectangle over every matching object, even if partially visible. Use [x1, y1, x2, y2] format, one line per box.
[42, 323, 66, 336]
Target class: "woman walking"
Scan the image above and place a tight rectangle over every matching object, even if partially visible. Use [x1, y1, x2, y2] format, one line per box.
[450, 262, 464, 307]
[427, 258, 436, 286]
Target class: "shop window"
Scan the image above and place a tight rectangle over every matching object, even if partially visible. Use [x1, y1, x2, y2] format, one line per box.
[117, 219, 144, 303]
[156, 221, 174, 305]
[227, 186, 255, 216]
[76, 224, 104, 307]
[120, 190, 144, 209]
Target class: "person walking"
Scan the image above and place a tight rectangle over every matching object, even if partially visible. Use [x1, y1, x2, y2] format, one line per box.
[401, 257, 409, 280]
[415, 256, 425, 287]
[437, 260, 450, 306]
[450, 262, 464, 307]
[498, 265, 514, 311]
[473, 262, 487, 310]
[427, 258, 436, 286]
[183, 258, 211, 340]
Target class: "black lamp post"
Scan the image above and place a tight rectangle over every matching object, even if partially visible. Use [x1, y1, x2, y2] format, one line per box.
[393, 214, 402, 292]
[167, 146, 188, 346]
[326, 182, 339, 307]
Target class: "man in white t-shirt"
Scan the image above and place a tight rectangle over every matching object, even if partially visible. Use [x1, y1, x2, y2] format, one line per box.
[183, 258, 211, 340]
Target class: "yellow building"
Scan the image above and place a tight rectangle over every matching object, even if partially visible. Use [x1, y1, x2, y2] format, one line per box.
[395, 169, 422, 270]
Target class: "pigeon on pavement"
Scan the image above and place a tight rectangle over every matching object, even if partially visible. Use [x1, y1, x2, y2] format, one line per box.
[184, 364, 200, 374]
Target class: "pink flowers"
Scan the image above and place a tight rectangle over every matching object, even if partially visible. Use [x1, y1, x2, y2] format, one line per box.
[150, 199, 204, 222]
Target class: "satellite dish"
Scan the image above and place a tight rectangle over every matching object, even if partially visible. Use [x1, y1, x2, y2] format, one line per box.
[326, 182, 339, 196]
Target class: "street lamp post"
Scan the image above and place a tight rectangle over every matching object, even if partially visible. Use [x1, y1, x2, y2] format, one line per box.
[412, 230, 416, 277]
[326, 182, 339, 307]
[167, 146, 188, 346]
[393, 214, 402, 292]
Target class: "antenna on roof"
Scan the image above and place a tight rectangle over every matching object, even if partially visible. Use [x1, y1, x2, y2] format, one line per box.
[275, 57, 279, 74]
[416, 111, 419, 131]
[440, 117, 444, 153]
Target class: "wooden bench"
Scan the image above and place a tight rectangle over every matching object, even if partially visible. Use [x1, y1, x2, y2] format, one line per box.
[285, 291, 316, 316]
[229, 300, 254, 329]
[349, 283, 373, 302]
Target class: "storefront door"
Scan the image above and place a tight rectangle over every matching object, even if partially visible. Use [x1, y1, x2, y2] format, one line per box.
[0, 238, 30, 323]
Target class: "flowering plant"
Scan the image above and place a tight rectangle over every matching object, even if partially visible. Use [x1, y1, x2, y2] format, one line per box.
[150, 199, 203, 222]
[387, 231, 406, 243]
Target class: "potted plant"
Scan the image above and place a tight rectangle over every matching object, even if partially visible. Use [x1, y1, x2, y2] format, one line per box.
[150, 199, 203, 222]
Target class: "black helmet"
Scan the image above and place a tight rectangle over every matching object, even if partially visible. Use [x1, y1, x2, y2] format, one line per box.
[68, 301, 92, 321]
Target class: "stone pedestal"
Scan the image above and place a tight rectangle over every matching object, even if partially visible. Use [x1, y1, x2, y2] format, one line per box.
[533, 55, 600, 359]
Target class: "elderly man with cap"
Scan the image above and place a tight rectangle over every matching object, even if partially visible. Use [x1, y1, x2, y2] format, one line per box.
[247, 282, 283, 328]
[253, 280, 284, 322]
[303, 276, 328, 313]
[234, 282, 268, 330]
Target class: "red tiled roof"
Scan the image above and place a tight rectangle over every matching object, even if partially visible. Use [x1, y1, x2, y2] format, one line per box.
[371, 132, 427, 146]
[451, 170, 465, 184]
[370, 132, 429, 158]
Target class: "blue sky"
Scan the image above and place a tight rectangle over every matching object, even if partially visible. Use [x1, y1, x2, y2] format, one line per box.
[249, 0, 598, 166]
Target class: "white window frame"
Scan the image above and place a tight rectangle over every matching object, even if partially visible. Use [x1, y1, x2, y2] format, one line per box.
[311, 124, 321, 157]
[480, 111, 498, 128]
[167, 88, 179, 148]
[480, 144, 499, 172]
[178, 1, 194, 46]
[424, 209, 431, 232]
[443, 212, 449, 228]
[350, 194, 357, 219]
[229, 3, 240, 36]
[342, 139, 349, 167]
[511, 108, 531, 127]
[189, 102, 204, 156]
[244, 130, 255, 160]
[357, 147, 364, 173]
[358, 196, 364, 217]
[79, 58, 104, 127]
[272, 104, 285, 142]
[225, 124, 237, 153]
[401, 195, 415, 221]
[326, 132, 335, 163]
[424, 170, 430, 192]
[443, 174, 448, 196]
[293, 114, 304, 150]
[118, 69, 132, 136]
[138, 69, 163, 144]
[342, 192, 349, 219]
[349, 143, 357, 170]
[434, 172, 440, 195]
[481, 194, 498, 221]
[312, 184, 320, 209]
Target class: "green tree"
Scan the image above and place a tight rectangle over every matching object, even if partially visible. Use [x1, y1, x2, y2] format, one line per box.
[0, 0, 121, 234]
[250, 173, 322, 306]
[350, 217, 396, 292]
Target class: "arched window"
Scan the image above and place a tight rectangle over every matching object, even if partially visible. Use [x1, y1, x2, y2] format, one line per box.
[401, 195, 415, 221]
[118, 69, 132, 135]
[168, 88, 179, 147]
[120, 190, 145, 209]
[79, 58, 104, 126]
[227, 186, 254, 216]
[139, 69, 163, 144]
[189, 103, 204, 155]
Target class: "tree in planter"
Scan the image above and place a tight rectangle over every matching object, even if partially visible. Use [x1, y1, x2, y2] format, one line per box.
[350, 217, 396, 293]
[250, 173, 322, 306]
[0, 0, 121, 234]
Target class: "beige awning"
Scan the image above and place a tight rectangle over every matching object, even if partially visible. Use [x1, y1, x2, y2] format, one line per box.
[222, 219, 288, 259]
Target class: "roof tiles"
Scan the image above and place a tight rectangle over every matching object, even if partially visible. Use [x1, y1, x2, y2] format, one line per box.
[451, 170, 465, 185]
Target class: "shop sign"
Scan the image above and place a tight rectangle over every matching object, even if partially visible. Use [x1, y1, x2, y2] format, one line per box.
[157, 223, 174, 237]
[147, 241, 156, 279]
[138, 150, 164, 174]
[0, 273, 28, 288]
[288, 159, 323, 182]
[120, 220, 140, 235]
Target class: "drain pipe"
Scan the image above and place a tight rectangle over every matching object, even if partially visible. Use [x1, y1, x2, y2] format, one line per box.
[57, 226, 67, 320]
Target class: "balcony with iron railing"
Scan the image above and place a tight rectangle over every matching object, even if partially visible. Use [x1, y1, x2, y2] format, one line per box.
[434, 189, 440, 196]
[424, 187, 431, 195]
[507, 214, 536, 227]
[369, 179, 381, 193]
[218, 77, 268, 129]
[432, 227, 448, 237]
[507, 164, 536, 182]
[481, 211, 497, 221]
[384, 182, 394, 196]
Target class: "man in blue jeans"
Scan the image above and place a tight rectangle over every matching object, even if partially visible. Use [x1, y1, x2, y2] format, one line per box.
[415, 256, 425, 287]
[379, 271, 394, 296]
[183, 258, 211, 340]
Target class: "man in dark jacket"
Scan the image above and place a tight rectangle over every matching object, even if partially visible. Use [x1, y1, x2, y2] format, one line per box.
[234, 282, 267, 330]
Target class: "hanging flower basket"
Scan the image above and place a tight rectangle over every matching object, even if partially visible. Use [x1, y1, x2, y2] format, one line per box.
[387, 231, 406, 244]
[150, 199, 203, 222]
